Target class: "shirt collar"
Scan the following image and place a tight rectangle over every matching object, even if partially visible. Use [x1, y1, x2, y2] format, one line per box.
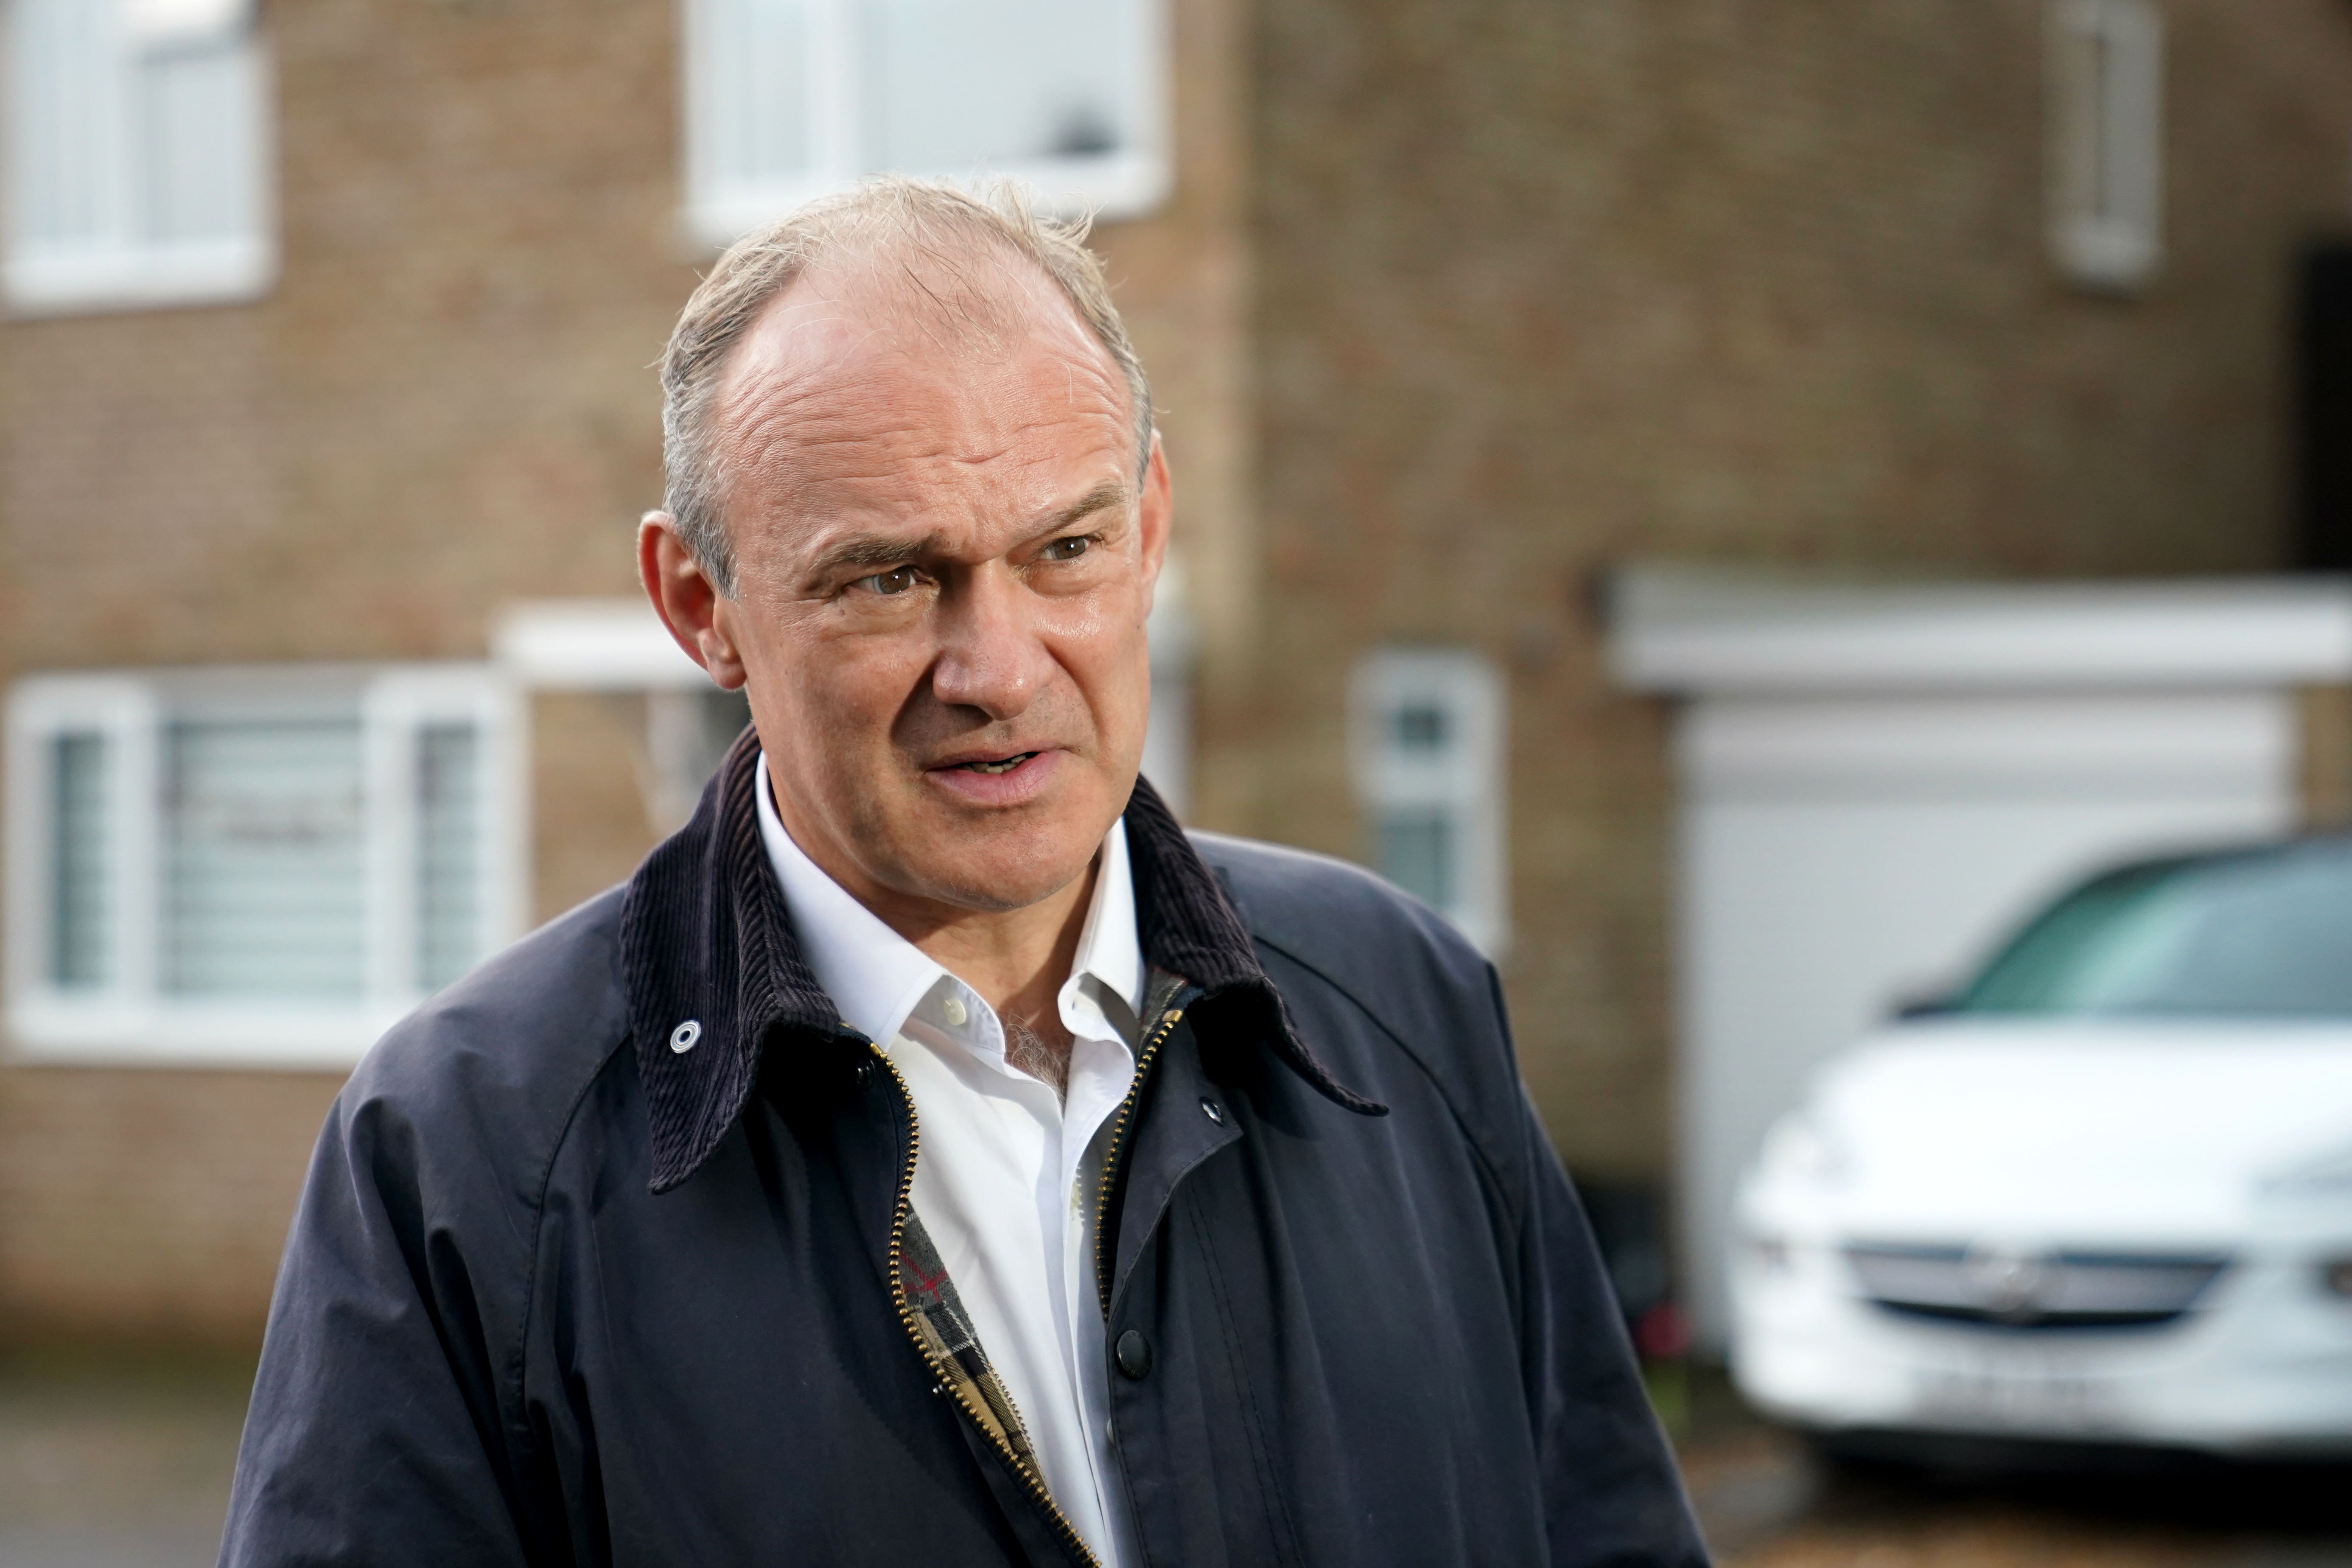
[621, 728, 1383, 1196]
[753, 752, 1144, 1052]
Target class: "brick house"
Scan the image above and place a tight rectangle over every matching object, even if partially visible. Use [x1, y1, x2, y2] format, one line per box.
[2, 0, 2347, 1346]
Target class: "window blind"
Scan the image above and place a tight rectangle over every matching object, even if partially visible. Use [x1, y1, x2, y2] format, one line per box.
[163, 718, 366, 999]
[135, 36, 262, 246]
[416, 722, 482, 994]
[7, 0, 118, 254]
[49, 733, 112, 989]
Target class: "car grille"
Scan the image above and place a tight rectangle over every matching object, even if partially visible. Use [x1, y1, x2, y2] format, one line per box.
[1844, 1243, 2229, 1329]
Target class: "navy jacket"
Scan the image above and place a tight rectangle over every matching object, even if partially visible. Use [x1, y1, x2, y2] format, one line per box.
[221, 735, 1708, 1567]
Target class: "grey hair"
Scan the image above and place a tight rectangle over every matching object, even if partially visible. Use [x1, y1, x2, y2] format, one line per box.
[658, 176, 1155, 594]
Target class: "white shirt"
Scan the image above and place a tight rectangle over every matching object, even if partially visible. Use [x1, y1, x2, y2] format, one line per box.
[756, 757, 1142, 1568]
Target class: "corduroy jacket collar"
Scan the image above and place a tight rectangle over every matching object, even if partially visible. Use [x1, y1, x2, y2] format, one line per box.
[619, 730, 1381, 1193]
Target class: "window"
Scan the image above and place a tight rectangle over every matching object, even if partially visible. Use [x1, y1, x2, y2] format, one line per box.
[5, 667, 520, 1065]
[1350, 649, 1507, 956]
[2047, 0, 2162, 294]
[4, 0, 274, 314]
[681, 0, 1168, 249]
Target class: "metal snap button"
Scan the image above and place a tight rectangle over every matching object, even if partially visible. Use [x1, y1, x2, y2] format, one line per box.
[1114, 1328, 1154, 1381]
[1200, 1097, 1224, 1125]
[669, 1020, 702, 1054]
[942, 994, 969, 1028]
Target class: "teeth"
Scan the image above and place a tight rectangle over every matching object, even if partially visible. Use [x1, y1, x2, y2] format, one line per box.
[964, 754, 1031, 775]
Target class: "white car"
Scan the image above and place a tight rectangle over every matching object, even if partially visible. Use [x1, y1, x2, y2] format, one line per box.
[1730, 835, 2352, 1459]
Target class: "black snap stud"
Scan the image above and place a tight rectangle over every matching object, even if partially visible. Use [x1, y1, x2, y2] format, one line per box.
[1114, 1328, 1154, 1381]
[1199, 1097, 1224, 1125]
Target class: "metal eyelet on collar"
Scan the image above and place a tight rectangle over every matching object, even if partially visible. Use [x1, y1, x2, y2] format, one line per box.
[1200, 1097, 1224, 1125]
[669, 1020, 703, 1054]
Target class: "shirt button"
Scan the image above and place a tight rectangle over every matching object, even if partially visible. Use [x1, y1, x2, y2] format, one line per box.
[1200, 1097, 1224, 1125]
[942, 994, 969, 1028]
[1114, 1328, 1154, 1381]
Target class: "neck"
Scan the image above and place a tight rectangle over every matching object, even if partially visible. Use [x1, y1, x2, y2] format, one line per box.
[897, 859, 1098, 1041]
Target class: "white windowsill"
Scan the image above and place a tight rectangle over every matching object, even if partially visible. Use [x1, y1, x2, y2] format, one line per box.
[7, 994, 406, 1071]
[4, 235, 277, 316]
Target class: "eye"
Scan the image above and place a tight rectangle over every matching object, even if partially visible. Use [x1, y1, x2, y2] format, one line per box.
[855, 566, 919, 596]
[1042, 536, 1092, 562]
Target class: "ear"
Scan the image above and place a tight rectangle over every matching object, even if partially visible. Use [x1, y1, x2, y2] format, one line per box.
[638, 512, 749, 691]
[1135, 432, 1173, 613]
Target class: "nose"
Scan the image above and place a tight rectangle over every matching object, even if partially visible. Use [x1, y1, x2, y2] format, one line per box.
[928, 563, 1056, 722]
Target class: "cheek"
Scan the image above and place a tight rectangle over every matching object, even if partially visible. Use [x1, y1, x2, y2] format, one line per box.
[1050, 602, 1154, 721]
[738, 599, 925, 738]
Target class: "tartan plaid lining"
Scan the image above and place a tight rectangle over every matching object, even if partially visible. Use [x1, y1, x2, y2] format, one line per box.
[899, 1209, 1043, 1473]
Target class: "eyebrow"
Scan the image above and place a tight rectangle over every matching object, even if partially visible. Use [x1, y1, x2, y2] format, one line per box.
[809, 481, 1131, 578]
[1046, 479, 1130, 535]
[815, 530, 951, 575]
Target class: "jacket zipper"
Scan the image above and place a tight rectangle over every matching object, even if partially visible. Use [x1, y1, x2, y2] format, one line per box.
[1092, 1002, 1187, 1319]
[871, 1043, 1104, 1568]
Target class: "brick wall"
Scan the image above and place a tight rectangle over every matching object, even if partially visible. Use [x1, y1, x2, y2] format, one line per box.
[1240, 0, 2352, 1177]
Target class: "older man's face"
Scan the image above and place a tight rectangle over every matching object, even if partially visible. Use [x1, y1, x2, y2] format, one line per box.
[694, 255, 1168, 919]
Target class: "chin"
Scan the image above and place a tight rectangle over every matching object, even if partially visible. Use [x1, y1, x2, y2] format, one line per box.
[901, 813, 1111, 913]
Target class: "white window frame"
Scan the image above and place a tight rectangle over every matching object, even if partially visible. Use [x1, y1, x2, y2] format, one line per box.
[2047, 0, 2163, 294]
[3, 0, 277, 315]
[1349, 648, 1509, 957]
[3, 665, 523, 1068]
[679, 0, 1171, 251]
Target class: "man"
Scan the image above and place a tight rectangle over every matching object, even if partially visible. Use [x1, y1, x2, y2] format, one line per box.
[221, 179, 1706, 1568]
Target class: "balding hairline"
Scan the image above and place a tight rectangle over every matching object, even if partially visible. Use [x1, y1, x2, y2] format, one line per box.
[659, 178, 1155, 595]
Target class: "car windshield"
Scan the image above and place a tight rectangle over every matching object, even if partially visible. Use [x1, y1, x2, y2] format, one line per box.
[1956, 837, 2352, 1018]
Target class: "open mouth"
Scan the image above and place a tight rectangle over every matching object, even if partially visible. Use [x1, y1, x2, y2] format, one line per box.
[956, 752, 1038, 776]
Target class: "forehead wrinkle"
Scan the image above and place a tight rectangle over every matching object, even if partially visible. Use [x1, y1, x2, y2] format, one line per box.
[732, 348, 1123, 497]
